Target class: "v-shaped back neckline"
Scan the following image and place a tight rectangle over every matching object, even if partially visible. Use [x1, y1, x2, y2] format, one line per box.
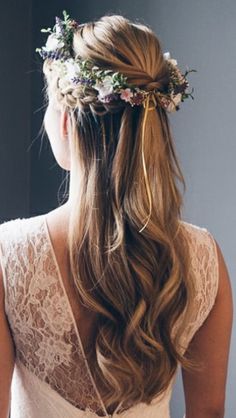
[41, 213, 112, 418]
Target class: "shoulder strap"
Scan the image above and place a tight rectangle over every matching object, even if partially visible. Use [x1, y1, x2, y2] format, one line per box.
[0, 216, 41, 314]
[178, 222, 219, 351]
[203, 228, 219, 304]
[0, 218, 23, 312]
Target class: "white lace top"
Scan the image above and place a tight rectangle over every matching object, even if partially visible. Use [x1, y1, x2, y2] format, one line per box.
[0, 214, 219, 418]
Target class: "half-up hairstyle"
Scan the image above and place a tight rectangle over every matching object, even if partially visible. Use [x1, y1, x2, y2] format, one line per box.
[43, 14, 195, 414]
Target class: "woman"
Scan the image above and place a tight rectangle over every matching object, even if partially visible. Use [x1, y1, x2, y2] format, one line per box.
[0, 11, 233, 418]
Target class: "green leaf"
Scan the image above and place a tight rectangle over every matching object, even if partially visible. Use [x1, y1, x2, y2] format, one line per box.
[62, 10, 70, 22]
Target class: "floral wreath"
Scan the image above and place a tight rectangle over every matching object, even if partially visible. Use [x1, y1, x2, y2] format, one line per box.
[36, 11, 196, 113]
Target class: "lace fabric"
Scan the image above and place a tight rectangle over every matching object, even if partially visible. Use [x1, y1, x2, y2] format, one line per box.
[11, 358, 173, 418]
[0, 214, 219, 418]
[175, 220, 219, 351]
[0, 215, 106, 416]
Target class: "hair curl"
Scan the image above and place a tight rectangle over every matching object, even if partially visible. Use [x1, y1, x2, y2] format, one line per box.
[43, 14, 195, 414]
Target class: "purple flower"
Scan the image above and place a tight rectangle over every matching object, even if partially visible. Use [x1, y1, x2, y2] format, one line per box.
[55, 17, 65, 36]
[71, 77, 93, 87]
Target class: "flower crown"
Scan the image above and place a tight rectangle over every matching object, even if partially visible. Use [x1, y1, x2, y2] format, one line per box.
[36, 11, 196, 112]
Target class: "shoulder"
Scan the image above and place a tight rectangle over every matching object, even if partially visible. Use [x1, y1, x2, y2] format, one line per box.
[0, 258, 4, 307]
[178, 221, 233, 348]
[0, 218, 22, 306]
[180, 220, 218, 269]
[180, 219, 233, 315]
[180, 219, 217, 256]
[0, 213, 46, 267]
[180, 219, 219, 304]
[0, 214, 45, 243]
[212, 238, 232, 307]
[180, 219, 211, 240]
[0, 214, 45, 307]
[180, 217, 218, 255]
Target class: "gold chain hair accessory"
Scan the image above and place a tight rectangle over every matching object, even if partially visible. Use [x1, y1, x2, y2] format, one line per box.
[36, 11, 196, 233]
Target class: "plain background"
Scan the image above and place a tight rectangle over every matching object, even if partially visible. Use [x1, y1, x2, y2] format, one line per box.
[0, 1, 235, 417]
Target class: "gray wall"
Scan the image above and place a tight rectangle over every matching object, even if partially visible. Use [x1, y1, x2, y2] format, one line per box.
[0, 0, 32, 220]
[65, 1, 236, 417]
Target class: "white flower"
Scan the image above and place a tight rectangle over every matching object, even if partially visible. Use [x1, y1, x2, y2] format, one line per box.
[64, 59, 81, 81]
[94, 75, 114, 98]
[169, 58, 178, 66]
[120, 88, 133, 102]
[55, 23, 62, 36]
[44, 33, 64, 51]
[163, 51, 178, 66]
[58, 77, 73, 91]
[163, 51, 171, 60]
[50, 60, 65, 78]
[166, 101, 176, 112]
[166, 92, 182, 112]
[52, 59, 81, 92]
[172, 92, 182, 106]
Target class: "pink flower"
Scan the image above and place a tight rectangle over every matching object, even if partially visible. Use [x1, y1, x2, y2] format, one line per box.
[120, 88, 133, 102]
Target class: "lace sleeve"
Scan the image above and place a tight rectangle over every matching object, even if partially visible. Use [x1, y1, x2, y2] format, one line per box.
[193, 226, 219, 337]
[0, 242, 7, 297]
[0, 222, 14, 311]
[178, 223, 220, 351]
[204, 228, 219, 303]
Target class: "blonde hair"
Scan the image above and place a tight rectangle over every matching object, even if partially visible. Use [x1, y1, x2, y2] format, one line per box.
[43, 14, 195, 413]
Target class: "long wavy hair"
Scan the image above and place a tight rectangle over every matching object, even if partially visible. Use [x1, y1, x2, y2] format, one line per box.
[43, 14, 195, 413]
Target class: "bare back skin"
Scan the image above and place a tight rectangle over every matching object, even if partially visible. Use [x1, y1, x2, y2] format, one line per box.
[0, 203, 233, 418]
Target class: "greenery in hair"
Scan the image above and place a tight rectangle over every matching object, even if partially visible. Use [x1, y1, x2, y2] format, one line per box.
[36, 11, 196, 111]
